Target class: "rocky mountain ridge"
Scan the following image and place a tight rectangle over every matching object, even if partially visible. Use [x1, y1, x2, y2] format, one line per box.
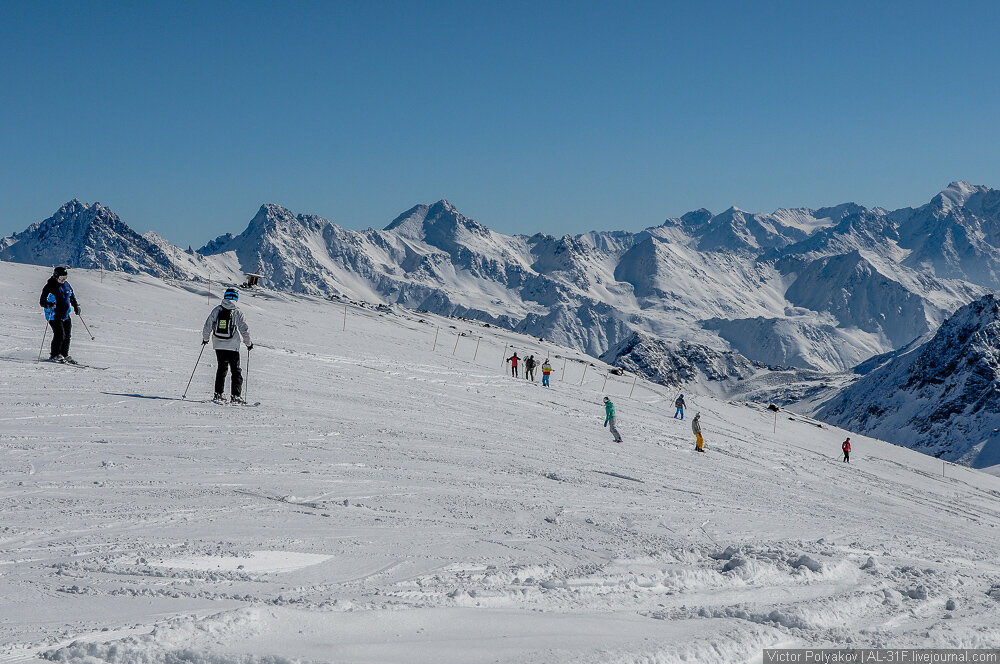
[2, 184, 996, 377]
[818, 294, 1000, 468]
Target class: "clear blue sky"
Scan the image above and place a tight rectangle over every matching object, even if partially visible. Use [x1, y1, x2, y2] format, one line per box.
[2, 1, 998, 245]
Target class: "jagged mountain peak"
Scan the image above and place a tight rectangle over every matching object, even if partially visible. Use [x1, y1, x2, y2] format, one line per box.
[718, 205, 747, 218]
[424, 199, 479, 227]
[235, 203, 335, 240]
[679, 208, 712, 227]
[920, 181, 999, 220]
[934, 181, 990, 210]
[384, 199, 490, 244]
[251, 202, 291, 224]
[51, 198, 111, 216]
[0, 200, 185, 277]
[198, 202, 340, 263]
[13, 199, 127, 243]
[429, 199, 458, 215]
[55, 198, 86, 214]
[256, 202, 295, 218]
[48, 199, 120, 225]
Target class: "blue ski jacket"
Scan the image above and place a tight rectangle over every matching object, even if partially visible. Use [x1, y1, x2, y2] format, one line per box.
[40, 277, 79, 321]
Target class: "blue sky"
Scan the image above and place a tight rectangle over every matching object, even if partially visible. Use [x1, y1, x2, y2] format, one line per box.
[1, 1, 998, 245]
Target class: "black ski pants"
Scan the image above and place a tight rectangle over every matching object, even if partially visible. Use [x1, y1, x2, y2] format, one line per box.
[48, 318, 72, 358]
[215, 349, 243, 397]
[843, 451, 850, 463]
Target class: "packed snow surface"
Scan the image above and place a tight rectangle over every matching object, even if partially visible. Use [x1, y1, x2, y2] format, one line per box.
[2, 261, 1000, 663]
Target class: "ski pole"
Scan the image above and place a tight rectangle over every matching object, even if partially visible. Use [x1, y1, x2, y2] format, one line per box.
[182, 343, 208, 399]
[37, 322, 49, 361]
[76, 313, 96, 340]
[244, 346, 251, 401]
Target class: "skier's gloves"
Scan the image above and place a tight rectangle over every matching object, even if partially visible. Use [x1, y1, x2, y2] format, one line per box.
[202, 339, 209, 345]
[604, 421, 608, 427]
[247, 344, 254, 351]
[73, 305, 81, 315]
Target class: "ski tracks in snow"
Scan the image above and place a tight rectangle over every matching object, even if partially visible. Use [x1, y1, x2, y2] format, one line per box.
[4, 264, 1000, 660]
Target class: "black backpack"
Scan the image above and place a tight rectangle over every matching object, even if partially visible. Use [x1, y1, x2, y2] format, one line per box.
[214, 307, 235, 339]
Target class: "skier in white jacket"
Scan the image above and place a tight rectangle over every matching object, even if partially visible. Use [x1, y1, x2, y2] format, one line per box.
[202, 287, 253, 403]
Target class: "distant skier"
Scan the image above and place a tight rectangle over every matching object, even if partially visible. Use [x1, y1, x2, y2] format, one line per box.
[506, 352, 519, 378]
[674, 394, 686, 419]
[39, 266, 82, 363]
[525, 355, 537, 381]
[202, 287, 253, 403]
[603, 396, 623, 443]
[692, 412, 705, 452]
[842, 438, 851, 463]
[541, 358, 552, 387]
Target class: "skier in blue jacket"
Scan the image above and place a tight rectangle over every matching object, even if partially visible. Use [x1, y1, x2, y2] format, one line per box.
[39, 266, 81, 363]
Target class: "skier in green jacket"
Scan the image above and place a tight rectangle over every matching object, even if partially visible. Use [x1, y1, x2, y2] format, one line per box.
[603, 396, 623, 443]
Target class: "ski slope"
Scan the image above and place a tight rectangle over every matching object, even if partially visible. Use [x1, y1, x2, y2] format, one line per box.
[2, 261, 1000, 663]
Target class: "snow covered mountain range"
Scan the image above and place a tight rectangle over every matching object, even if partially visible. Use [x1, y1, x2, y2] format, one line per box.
[3, 183, 1000, 463]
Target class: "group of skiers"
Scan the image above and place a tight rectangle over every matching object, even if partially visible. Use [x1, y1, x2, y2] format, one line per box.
[40, 267, 254, 403]
[504, 347, 704, 450]
[38, 267, 860, 457]
[600, 393, 704, 450]
[505, 353, 553, 386]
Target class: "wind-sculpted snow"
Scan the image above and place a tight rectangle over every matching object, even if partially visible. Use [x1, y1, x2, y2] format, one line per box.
[3, 262, 1000, 660]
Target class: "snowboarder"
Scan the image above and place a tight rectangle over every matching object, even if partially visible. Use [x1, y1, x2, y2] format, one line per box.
[692, 412, 704, 452]
[525, 355, 536, 381]
[842, 438, 851, 463]
[541, 358, 552, 387]
[506, 352, 519, 378]
[202, 287, 253, 403]
[603, 396, 623, 443]
[674, 394, 686, 419]
[39, 266, 82, 363]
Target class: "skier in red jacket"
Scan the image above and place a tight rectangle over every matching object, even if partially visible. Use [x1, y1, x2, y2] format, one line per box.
[842, 438, 851, 463]
[506, 352, 519, 378]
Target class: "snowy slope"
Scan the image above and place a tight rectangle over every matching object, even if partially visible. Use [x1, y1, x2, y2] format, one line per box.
[4, 261, 1000, 662]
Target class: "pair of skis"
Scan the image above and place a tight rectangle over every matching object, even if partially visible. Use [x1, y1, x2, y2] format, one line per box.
[211, 397, 261, 407]
[42, 357, 108, 370]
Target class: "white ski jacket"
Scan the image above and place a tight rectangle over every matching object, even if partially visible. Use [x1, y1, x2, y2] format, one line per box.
[202, 300, 252, 351]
